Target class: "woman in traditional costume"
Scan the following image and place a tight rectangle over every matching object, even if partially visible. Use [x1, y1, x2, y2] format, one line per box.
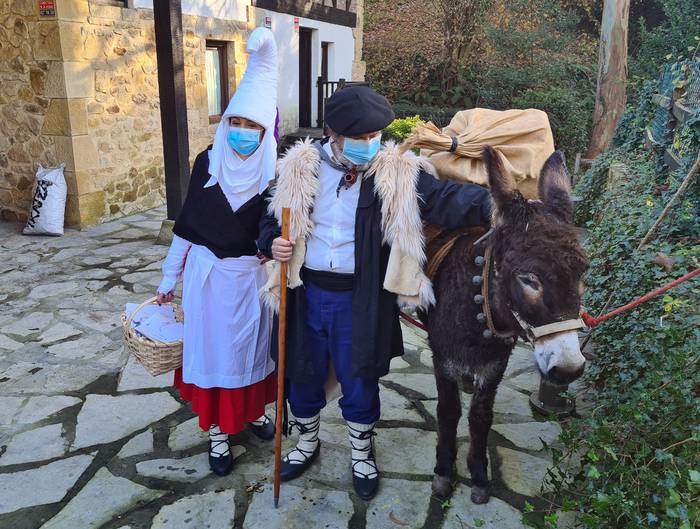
[156, 27, 278, 476]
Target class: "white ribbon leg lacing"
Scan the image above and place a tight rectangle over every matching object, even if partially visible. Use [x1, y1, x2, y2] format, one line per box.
[249, 414, 271, 427]
[347, 421, 378, 480]
[209, 425, 230, 458]
[284, 414, 320, 465]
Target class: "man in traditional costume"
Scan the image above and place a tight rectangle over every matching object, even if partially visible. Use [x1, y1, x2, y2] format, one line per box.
[258, 86, 492, 499]
[156, 27, 279, 477]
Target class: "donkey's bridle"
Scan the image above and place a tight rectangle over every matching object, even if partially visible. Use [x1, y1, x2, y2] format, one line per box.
[481, 244, 585, 343]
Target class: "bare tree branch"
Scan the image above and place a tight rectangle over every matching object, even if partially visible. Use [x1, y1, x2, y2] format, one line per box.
[431, 0, 493, 89]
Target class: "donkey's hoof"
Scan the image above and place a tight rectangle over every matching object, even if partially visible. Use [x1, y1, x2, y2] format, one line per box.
[431, 474, 453, 498]
[470, 485, 490, 504]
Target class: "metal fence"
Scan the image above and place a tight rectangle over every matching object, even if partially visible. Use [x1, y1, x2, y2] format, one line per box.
[646, 59, 700, 171]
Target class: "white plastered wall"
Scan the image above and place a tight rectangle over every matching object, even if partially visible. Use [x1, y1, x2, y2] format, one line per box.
[130, 0, 356, 136]
[131, 0, 251, 21]
[256, 9, 356, 135]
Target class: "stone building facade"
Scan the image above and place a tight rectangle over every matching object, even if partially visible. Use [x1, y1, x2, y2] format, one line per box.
[0, 0, 364, 226]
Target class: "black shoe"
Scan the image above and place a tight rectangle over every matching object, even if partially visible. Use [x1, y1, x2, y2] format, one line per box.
[349, 424, 379, 500]
[352, 455, 379, 500]
[248, 415, 275, 441]
[209, 438, 233, 476]
[280, 441, 321, 482]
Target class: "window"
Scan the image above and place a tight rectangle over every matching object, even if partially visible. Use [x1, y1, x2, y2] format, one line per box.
[205, 41, 229, 123]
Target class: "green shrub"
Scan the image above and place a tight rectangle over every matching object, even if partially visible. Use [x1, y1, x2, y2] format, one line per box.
[533, 61, 700, 529]
[631, 0, 700, 84]
[512, 84, 596, 168]
[382, 115, 423, 143]
[476, 0, 597, 165]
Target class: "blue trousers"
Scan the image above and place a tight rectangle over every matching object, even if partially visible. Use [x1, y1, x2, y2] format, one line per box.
[288, 282, 381, 424]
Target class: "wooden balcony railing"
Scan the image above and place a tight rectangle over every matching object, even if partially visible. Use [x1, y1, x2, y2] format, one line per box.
[316, 77, 369, 130]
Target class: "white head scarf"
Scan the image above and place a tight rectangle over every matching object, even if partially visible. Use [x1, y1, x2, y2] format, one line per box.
[206, 27, 279, 210]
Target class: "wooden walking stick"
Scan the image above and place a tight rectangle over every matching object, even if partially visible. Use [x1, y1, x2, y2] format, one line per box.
[274, 207, 291, 508]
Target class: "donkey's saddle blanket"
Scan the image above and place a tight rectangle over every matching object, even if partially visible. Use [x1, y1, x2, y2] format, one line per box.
[421, 108, 555, 200]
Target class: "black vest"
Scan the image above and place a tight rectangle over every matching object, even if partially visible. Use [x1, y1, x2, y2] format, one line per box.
[173, 148, 268, 259]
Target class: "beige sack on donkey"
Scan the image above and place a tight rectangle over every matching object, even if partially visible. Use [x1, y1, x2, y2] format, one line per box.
[405, 108, 555, 199]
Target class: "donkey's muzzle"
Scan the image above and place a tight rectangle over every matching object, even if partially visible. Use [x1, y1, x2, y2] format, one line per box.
[547, 363, 585, 385]
[534, 331, 586, 384]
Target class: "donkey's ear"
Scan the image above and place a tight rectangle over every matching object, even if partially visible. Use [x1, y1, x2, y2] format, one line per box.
[483, 146, 517, 210]
[539, 151, 573, 223]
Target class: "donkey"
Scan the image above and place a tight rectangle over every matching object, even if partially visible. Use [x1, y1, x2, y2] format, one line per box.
[425, 146, 589, 504]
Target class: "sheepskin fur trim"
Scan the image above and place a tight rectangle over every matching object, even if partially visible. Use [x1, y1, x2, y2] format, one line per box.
[268, 138, 320, 241]
[369, 141, 427, 265]
[261, 140, 320, 311]
[260, 261, 281, 312]
[417, 156, 439, 179]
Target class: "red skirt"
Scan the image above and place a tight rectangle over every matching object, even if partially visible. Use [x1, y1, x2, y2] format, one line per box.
[174, 369, 277, 435]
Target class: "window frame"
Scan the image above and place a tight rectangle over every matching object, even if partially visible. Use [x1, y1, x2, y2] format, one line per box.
[205, 40, 230, 124]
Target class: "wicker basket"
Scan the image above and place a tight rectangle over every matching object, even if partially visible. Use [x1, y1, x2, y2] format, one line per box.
[121, 296, 184, 376]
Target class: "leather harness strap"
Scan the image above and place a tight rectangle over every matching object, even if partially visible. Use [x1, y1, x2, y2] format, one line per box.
[511, 312, 585, 341]
[423, 226, 584, 343]
[481, 245, 518, 340]
[425, 225, 488, 281]
[481, 242, 584, 343]
[426, 233, 464, 281]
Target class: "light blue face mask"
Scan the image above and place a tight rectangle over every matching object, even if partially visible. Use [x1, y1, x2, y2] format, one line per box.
[228, 126, 261, 156]
[342, 135, 381, 166]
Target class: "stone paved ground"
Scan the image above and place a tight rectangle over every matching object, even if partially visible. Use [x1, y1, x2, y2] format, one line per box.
[0, 207, 566, 529]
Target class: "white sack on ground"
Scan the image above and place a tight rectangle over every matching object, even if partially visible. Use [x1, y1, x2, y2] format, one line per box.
[23, 163, 68, 236]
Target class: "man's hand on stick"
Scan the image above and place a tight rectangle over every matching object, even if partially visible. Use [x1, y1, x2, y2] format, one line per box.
[272, 237, 295, 262]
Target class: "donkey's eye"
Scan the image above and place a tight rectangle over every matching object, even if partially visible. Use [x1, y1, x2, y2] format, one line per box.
[517, 273, 542, 292]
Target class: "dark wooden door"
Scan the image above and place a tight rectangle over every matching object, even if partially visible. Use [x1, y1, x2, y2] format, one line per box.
[299, 28, 312, 128]
[321, 42, 329, 81]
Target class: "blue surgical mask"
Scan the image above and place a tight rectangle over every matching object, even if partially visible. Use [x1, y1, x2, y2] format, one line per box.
[342, 135, 381, 166]
[228, 126, 261, 156]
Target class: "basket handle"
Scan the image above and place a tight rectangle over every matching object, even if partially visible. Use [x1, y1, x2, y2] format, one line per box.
[125, 296, 159, 329]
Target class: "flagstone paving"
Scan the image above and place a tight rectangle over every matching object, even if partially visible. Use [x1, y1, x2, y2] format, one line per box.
[0, 207, 579, 529]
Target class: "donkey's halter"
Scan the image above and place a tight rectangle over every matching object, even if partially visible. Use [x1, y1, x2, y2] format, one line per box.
[481, 244, 584, 343]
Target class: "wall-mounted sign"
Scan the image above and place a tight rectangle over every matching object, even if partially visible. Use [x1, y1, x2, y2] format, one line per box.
[39, 0, 55, 16]
[293, 17, 299, 32]
[265, 16, 272, 29]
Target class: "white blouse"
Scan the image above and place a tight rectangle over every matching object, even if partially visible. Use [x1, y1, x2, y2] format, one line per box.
[157, 234, 192, 294]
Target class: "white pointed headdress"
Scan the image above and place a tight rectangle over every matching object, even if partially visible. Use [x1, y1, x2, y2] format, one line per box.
[207, 27, 279, 208]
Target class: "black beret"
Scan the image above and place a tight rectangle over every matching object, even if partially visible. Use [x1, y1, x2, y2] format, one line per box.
[325, 85, 395, 137]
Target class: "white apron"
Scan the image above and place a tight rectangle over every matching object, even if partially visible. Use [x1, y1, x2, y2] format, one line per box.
[181, 244, 274, 389]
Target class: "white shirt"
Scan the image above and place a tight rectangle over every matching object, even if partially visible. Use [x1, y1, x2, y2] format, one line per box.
[304, 142, 361, 274]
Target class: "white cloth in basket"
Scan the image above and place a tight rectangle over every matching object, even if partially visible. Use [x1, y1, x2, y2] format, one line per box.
[124, 303, 183, 343]
[158, 235, 274, 389]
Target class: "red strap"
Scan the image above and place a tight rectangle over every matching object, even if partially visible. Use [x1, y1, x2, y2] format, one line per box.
[399, 311, 428, 332]
[581, 267, 700, 328]
[401, 268, 699, 332]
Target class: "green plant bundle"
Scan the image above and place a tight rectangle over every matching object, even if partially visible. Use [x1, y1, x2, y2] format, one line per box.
[382, 115, 424, 143]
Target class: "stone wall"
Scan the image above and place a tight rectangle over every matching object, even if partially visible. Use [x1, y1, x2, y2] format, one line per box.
[1, 0, 364, 227]
[351, 0, 365, 81]
[59, 1, 252, 224]
[0, 0, 59, 222]
[0, 0, 252, 226]
[81, 3, 251, 221]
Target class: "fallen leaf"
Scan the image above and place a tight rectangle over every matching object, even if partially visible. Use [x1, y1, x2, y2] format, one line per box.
[651, 252, 676, 273]
[389, 511, 409, 526]
[245, 481, 265, 493]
